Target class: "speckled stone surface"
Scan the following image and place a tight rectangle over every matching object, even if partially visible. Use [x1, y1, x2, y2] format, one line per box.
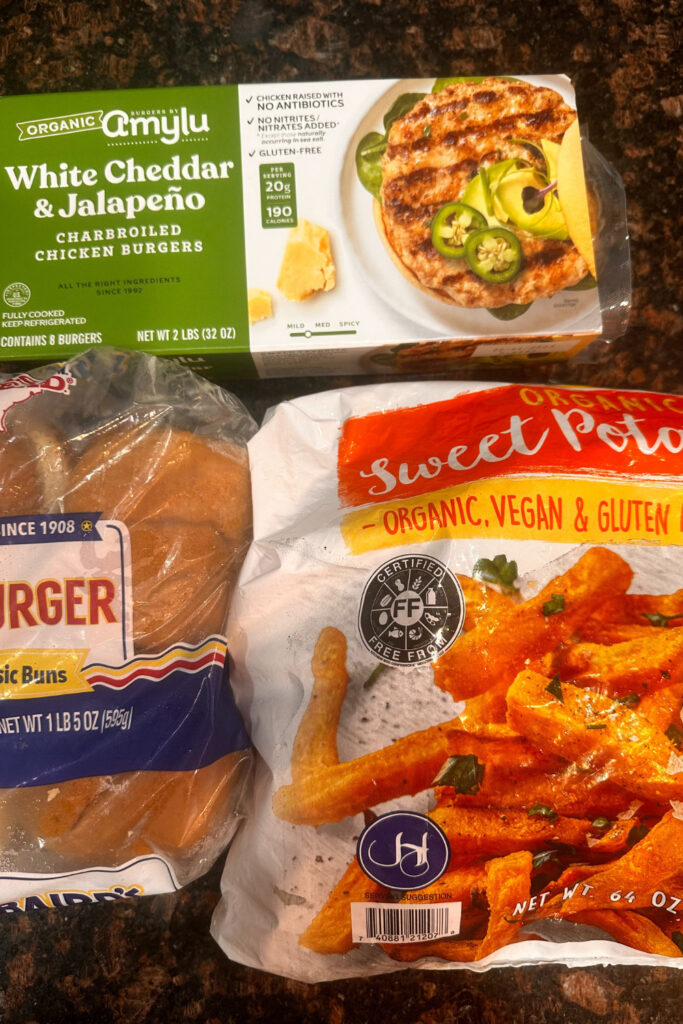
[0, 1, 682, 1021]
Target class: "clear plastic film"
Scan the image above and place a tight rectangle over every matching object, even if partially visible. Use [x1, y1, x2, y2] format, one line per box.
[0, 348, 255, 906]
[582, 136, 632, 344]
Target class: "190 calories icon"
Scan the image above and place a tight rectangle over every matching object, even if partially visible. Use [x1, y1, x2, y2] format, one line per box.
[357, 811, 451, 890]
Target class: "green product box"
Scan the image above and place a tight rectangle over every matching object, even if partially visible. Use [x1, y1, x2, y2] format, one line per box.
[0, 79, 621, 379]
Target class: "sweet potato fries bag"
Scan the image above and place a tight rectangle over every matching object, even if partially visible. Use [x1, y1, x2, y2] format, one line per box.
[214, 380, 683, 979]
[0, 348, 255, 910]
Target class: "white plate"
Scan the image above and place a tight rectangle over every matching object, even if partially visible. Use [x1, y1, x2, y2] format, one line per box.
[339, 76, 601, 339]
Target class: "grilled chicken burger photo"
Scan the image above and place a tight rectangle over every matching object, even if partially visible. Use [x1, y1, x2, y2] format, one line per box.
[356, 76, 596, 314]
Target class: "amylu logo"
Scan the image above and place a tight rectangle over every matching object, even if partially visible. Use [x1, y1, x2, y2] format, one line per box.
[16, 106, 209, 146]
[101, 106, 210, 145]
[357, 811, 450, 890]
[0, 371, 76, 431]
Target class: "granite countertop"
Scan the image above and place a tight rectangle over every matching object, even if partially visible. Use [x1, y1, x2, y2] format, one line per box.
[1, 1, 682, 1021]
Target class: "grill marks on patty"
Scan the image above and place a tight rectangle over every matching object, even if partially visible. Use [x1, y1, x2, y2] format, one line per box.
[379, 78, 588, 307]
[386, 108, 572, 161]
[383, 157, 480, 196]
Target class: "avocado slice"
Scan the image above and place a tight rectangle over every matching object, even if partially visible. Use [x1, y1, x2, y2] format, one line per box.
[487, 159, 519, 223]
[462, 171, 496, 223]
[541, 139, 561, 185]
[529, 195, 570, 240]
[462, 161, 518, 227]
[496, 168, 557, 234]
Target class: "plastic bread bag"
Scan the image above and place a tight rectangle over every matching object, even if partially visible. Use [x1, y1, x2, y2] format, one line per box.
[0, 347, 255, 910]
[214, 380, 683, 980]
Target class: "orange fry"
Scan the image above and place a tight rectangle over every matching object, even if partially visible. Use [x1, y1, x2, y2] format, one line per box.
[566, 909, 682, 957]
[439, 763, 641, 820]
[593, 590, 683, 625]
[457, 575, 514, 630]
[537, 811, 683, 918]
[274, 729, 552, 825]
[292, 626, 349, 780]
[638, 683, 683, 733]
[299, 856, 387, 955]
[577, 622, 680, 645]
[428, 806, 633, 858]
[476, 850, 533, 960]
[458, 682, 519, 737]
[550, 631, 683, 696]
[434, 548, 633, 700]
[507, 670, 683, 805]
[381, 938, 482, 963]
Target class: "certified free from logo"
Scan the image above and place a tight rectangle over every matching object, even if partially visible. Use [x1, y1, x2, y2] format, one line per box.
[3, 282, 30, 308]
[357, 811, 450, 890]
[358, 554, 464, 666]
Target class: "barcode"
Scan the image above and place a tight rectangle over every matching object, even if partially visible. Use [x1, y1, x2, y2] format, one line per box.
[351, 901, 461, 943]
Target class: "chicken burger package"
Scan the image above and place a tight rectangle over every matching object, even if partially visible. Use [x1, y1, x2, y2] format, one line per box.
[214, 380, 683, 979]
[0, 347, 255, 911]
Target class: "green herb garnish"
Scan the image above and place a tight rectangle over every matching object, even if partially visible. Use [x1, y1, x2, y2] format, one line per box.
[591, 817, 611, 831]
[627, 823, 649, 846]
[532, 849, 559, 869]
[546, 675, 563, 702]
[528, 803, 558, 822]
[666, 723, 683, 749]
[422, 124, 431, 136]
[615, 693, 641, 706]
[586, 723, 607, 730]
[641, 612, 683, 628]
[433, 753, 485, 794]
[473, 553, 519, 591]
[542, 593, 565, 616]
[363, 663, 387, 690]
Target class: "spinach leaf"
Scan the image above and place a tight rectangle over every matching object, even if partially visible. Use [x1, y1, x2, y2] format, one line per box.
[487, 302, 533, 321]
[383, 92, 426, 133]
[432, 76, 519, 93]
[565, 273, 598, 291]
[355, 130, 388, 200]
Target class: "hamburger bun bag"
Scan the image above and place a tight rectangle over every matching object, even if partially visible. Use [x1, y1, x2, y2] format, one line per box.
[0, 348, 255, 908]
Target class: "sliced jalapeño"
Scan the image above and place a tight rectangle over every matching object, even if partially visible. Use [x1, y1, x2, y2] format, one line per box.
[464, 226, 522, 283]
[430, 201, 487, 259]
